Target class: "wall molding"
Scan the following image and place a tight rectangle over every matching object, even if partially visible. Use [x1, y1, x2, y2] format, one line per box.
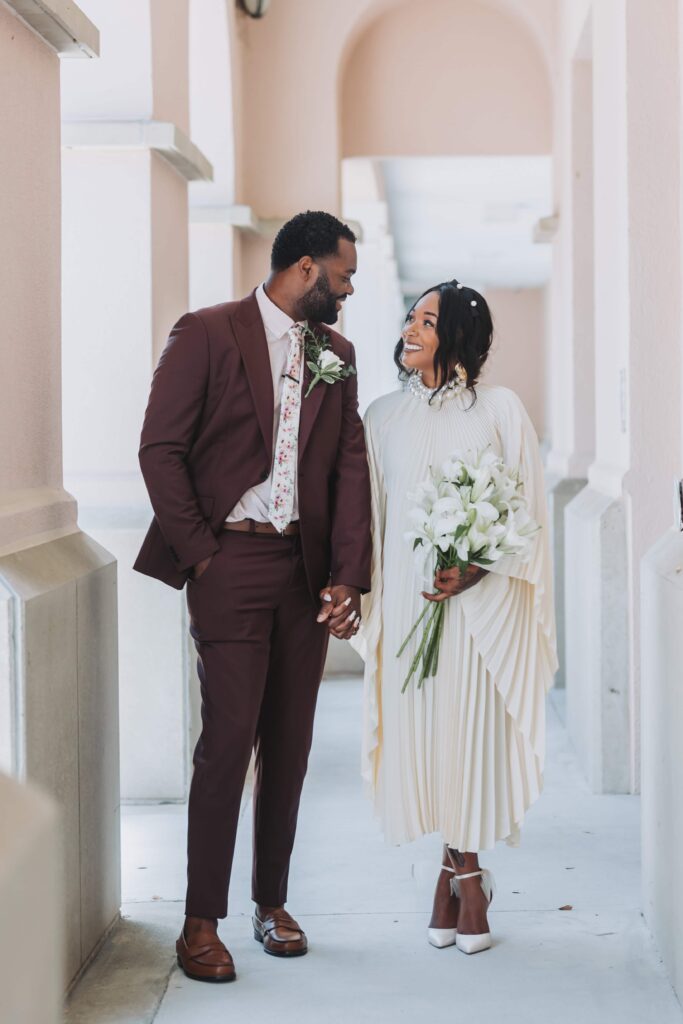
[2, 0, 99, 57]
[62, 120, 214, 183]
[190, 203, 363, 241]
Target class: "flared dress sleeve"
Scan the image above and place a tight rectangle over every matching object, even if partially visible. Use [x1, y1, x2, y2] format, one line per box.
[458, 388, 558, 762]
[350, 405, 386, 787]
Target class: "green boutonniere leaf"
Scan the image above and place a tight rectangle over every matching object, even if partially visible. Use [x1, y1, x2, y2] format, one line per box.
[298, 321, 355, 397]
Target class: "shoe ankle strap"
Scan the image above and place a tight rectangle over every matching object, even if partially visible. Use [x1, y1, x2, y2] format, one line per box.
[454, 870, 483, 881]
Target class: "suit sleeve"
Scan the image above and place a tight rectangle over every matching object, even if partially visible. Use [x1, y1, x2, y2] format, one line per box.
[138, 313, 221, 574]
[329, 343, 372, 592]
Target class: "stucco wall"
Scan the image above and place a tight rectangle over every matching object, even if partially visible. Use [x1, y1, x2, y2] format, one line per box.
[341, 0, 551, 158]
[0, 4, 64, 499]
[484, 287, 547, 438]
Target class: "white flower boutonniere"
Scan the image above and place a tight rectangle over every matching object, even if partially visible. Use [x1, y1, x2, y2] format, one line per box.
[300, 322, 357, 398]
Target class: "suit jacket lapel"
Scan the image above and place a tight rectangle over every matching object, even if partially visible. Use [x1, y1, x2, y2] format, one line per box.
[298, 351, 326, 460]
[233, 291, 274, 460]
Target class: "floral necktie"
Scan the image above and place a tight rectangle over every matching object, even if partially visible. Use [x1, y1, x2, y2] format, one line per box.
[268, 324, 304, 532]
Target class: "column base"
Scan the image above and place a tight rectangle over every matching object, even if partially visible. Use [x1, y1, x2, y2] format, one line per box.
[547, 476, 587, 689]
[77, 506, 195, 801]
[564, 487, 630, 793]
[0, 529, 119, 982]
[0, 774, 62, 1019]
[641, 528, 683, 1002]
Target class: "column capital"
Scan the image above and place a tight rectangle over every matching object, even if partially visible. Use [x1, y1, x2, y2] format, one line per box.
[62, 120, 214, 182]
[3, 0, 99, 57]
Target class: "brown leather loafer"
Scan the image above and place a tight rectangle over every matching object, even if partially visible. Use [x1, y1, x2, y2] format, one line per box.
[253, 907, 308, 957]
[176, 929, 236, 983]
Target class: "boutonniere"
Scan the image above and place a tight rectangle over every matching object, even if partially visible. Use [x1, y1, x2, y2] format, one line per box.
[299, 322, 357, 398]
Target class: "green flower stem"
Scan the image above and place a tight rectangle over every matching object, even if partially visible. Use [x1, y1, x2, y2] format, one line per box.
[396, 602, 430, 657]
[401, 601, 440, 693]
[420, 602, 444, 686]
[427, 603, 444, 678]
[419, 601, 440, 686]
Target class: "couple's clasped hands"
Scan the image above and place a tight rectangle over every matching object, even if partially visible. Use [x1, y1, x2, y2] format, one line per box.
[317, 585, 361, 640]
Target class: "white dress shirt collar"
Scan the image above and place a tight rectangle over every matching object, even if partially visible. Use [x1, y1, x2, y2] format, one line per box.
[256, 282, 296, 339]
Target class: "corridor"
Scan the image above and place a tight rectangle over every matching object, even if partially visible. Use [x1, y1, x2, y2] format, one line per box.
[66, 678, 681, 1024]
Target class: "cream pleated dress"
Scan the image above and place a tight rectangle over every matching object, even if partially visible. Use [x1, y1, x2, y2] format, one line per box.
[354, 383, 558, 851]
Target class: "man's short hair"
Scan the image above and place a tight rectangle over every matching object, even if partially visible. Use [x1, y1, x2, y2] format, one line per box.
[271, 211, 356, 272]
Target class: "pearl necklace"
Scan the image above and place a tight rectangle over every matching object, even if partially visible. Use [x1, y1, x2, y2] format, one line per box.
[405, 371, 466, 406]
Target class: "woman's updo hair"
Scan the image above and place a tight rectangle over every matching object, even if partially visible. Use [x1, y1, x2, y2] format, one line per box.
[393, 279, 493, 402]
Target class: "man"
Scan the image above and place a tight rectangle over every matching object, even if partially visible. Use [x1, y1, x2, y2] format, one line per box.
[134, 211, 372, 982]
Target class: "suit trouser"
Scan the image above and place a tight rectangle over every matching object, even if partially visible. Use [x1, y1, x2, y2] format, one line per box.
[184, 529, 329, 919]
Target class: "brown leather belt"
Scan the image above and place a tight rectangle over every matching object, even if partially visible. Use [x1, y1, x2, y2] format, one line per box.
[223, 518, 300, 536]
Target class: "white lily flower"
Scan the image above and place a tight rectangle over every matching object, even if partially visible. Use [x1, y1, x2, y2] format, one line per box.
[471, 499, 500, 524]
[455, 534, 471, 562]
[400, 445, 541, 690]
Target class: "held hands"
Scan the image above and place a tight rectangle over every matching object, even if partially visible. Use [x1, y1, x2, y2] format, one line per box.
[317, 584, 361, 640]
[422, 565, 488, 603]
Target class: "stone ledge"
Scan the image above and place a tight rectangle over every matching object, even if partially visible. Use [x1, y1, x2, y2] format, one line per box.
[0, 486, 78, 557]
[564, 487, 630, 793]
[0, 773, 62, 1022]
[0, 530, 120, 982]
[2, 0, 99, 57]
[62, 120, 214, 182]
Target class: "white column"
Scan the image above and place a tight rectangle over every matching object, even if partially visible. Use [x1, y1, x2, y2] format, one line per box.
[563, 0, 631, 792]
[0, 0, 119, 984]
[636, 0, 683, 1003]
[342, 159, 404, 414]
[188, 0, 236, 310]
[0, 774, 62, 1024]
[61, 0, 213, 801]
[546, 5, 595, 692]
[322, 158, 404, 675]
[624, 0, 683, 784]
[641, 529, 683, 1002]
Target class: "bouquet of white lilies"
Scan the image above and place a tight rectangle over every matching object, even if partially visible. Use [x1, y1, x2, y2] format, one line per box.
[398, 448, 539, 692]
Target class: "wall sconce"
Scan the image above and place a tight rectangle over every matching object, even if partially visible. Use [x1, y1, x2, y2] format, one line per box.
[237, 0, 271, 17]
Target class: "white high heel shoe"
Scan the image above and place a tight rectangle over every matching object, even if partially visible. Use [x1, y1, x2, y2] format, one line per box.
[452, 868, 495, 954]
[427, 864, 458, 948]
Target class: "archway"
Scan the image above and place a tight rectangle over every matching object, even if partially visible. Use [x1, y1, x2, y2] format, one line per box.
[339, 0, 554, 438]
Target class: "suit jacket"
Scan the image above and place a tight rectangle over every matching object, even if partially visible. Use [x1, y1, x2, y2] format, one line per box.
[134, 290, 372, 597]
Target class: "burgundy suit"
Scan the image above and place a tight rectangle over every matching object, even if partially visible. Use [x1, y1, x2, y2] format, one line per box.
[134, 291, 371, 918]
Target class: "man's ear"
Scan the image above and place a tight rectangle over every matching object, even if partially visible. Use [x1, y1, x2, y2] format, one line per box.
[298, 255, 316, 281]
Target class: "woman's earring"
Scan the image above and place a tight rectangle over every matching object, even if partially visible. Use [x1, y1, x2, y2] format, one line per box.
[454, 363, 467, 386]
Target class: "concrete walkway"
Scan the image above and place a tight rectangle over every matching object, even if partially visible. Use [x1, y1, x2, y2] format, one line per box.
[67, 678, 682, 1024]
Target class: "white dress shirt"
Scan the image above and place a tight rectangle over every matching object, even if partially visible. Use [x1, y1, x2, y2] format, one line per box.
[226, 283, 303, 523]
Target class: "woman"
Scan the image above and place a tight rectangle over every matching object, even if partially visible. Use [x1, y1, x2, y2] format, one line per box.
[354, 280, 557, 954]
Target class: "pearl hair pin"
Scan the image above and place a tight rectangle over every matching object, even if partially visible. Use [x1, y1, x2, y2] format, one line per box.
[455, 281, 477, 307]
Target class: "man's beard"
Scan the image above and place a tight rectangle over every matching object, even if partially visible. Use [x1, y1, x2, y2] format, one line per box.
[299, 269, 343, 325]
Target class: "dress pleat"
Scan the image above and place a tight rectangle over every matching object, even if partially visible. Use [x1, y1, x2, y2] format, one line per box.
[353, 384, 558, 852]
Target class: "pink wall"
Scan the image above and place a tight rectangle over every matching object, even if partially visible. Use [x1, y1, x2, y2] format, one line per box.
[231, 0, 552, 295]
[0, 5, 62, 495]
[151, 0, 190, 135]
[483, 287, 547, 438]
[341, 0, 552, 158]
